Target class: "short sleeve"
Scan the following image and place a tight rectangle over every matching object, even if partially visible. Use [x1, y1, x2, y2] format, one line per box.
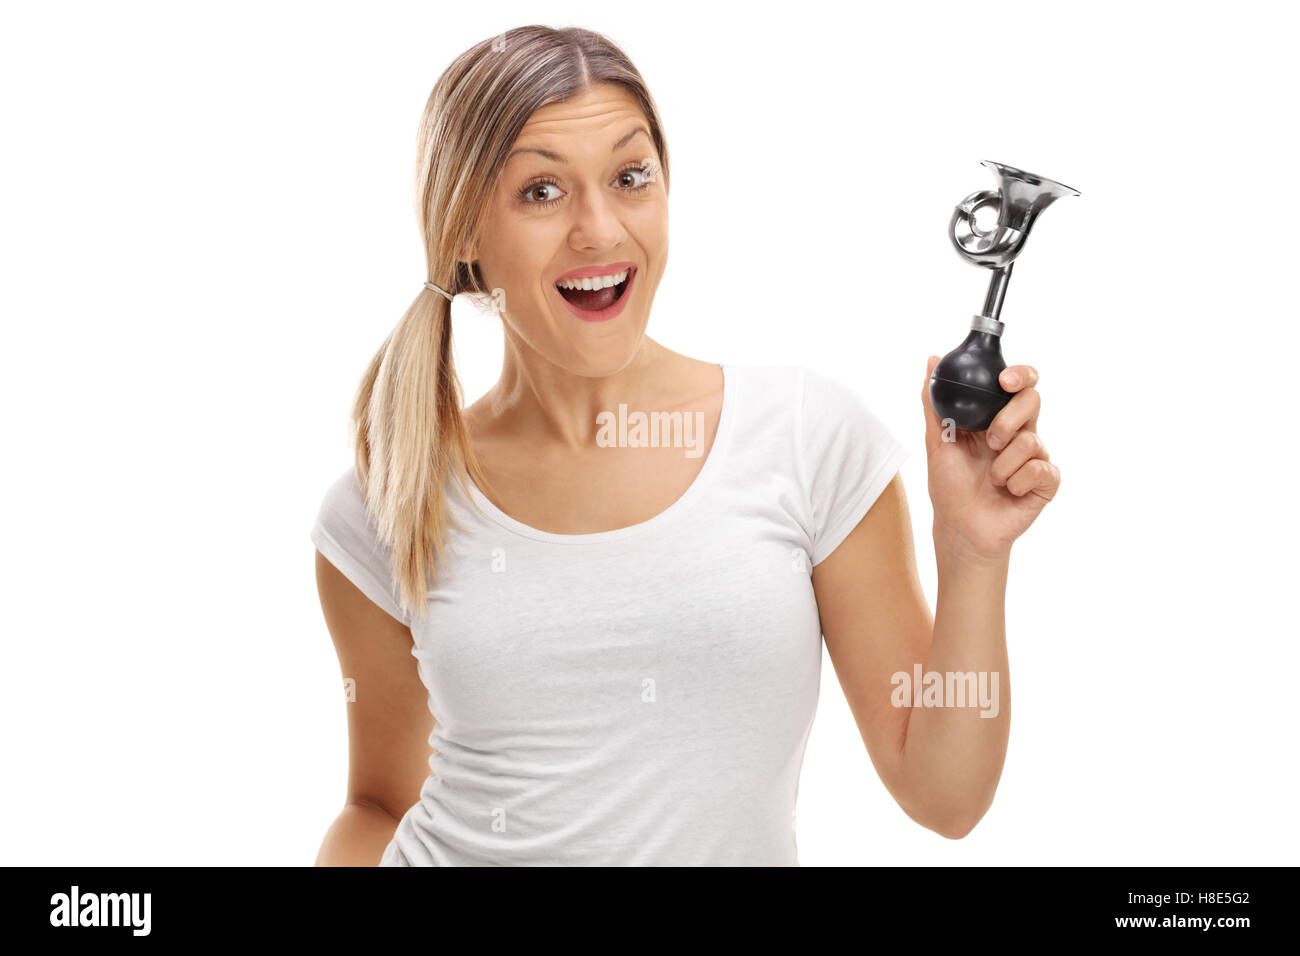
[798, 367, 910, 566]
[310, 468, 413, 626]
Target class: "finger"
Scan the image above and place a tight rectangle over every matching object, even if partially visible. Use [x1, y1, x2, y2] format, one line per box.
[1004, 457, 1062, 501]
[989, 431, 1050, 487]
[998, 364, 1038, 393]
[987, 386, 1041, 450]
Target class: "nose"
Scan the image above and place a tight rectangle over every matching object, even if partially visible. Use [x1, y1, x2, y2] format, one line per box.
[567, 186, 626, 251]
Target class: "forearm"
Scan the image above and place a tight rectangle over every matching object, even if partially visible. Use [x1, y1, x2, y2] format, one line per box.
[897, 529, 1011, 837]
[315, 802, 401, 866]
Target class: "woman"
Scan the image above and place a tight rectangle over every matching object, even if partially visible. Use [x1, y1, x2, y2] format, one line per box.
[310, 25, 1060, 866]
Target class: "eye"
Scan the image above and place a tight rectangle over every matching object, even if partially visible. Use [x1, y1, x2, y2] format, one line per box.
[516, 160, 659, 209]
[518, 180, 565, 206]
[614, 161, 657, 192]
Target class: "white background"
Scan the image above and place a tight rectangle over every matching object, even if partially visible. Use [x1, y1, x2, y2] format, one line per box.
[2, 0, 1296, 865]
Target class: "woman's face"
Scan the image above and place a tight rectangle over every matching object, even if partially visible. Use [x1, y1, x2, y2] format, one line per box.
[468, 82, 668, 376]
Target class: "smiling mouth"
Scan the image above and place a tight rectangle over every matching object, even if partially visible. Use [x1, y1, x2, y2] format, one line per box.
[554, 266, 633, 313]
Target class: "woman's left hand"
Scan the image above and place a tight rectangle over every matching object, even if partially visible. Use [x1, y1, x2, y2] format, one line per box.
[922, 355, 1061, 564]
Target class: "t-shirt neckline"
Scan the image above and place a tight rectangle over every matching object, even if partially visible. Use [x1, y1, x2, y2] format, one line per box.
[461, 363, 737, 545]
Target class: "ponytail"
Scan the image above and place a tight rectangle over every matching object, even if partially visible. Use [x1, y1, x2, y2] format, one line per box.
[349, 285, 487, 625]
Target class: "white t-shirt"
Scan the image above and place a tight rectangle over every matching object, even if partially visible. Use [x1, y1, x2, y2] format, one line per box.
[310, 363, 909, 866]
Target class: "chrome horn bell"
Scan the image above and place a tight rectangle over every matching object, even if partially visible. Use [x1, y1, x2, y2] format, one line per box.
[929, 160, 1079, 432]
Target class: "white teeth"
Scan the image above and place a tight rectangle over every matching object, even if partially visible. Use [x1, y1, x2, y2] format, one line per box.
[556, 268, 629, 291]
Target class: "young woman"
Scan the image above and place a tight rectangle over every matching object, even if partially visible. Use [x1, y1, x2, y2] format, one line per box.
[310, 25, 1060, 866]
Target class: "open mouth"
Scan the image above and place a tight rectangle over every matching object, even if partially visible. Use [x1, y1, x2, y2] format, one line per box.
[554, 265, 636, 321]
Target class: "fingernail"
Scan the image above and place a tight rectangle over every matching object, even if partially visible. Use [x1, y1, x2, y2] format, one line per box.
[987, 432, 1005, 450]
[1003, 371, 1019, 388]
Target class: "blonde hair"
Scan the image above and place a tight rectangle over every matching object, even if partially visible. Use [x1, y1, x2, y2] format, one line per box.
[347, 25, 672, 624]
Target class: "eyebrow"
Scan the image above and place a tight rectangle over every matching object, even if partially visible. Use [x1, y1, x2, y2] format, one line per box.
[505, 126, 652, 165]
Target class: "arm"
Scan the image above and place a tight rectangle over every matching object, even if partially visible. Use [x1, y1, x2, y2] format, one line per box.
[812, 474, 1010, 839]
[812, 358, 1058, 840]
[313, 549, 435, 865]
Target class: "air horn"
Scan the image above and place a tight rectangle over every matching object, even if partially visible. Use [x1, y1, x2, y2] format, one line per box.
[929, 161, 1079, 432]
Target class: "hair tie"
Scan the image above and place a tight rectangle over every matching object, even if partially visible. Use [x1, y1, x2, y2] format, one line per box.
[423, 281, 454, 302]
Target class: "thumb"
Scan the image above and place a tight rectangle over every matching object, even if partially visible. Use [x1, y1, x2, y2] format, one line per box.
[921, 354, 943, 442]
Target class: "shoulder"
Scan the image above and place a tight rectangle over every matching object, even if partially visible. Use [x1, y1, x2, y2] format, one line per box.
[726, 362, 866, 400]
[314, 466, 368, 527]
[723, 362, 804, 426]
[724, 363, 902, 476]
[725, 363, 880, 435]
[310, 465, 380, 563]
[797, 365, 879, 418]
[726, 362, 804, 396]
[721, 363, 908, 564]
[310, 465, 412, 626]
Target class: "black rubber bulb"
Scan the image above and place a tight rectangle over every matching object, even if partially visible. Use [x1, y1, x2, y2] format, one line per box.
[928, 329, 1012, 432]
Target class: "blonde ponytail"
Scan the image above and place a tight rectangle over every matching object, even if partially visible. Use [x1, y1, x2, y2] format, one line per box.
[349, 285, 486, 625]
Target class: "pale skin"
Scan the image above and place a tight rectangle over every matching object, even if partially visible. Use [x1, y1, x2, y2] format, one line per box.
[314, 82, 1061, 864]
